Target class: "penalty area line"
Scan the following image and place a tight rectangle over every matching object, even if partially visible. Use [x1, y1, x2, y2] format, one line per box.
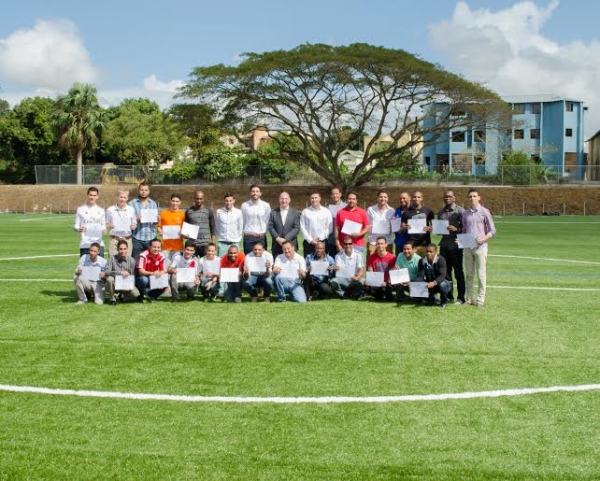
[0, 254, 78, 261]
[0, 383, 599, 404]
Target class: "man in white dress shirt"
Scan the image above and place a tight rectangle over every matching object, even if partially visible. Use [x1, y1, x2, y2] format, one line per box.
[366, 190, 395, 254]
[327, 186, 346, 257]
[74, 186, 106, 257]
[241, 184, 271, 254]
[300, 192, 333, 257]
[215, 192, 243, 257]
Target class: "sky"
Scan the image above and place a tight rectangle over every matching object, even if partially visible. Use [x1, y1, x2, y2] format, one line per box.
[1, 0, 600, 137]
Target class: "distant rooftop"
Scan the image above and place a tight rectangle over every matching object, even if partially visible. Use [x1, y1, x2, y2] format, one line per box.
[502, 94, 583, 104]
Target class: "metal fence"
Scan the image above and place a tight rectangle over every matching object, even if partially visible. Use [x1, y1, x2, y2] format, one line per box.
[34, 164, 600, 187]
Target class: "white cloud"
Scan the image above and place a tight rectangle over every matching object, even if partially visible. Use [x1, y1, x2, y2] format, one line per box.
[428, 0, 600, 136]
[142, 75, 184, 93]
[0, 19, 100, 90]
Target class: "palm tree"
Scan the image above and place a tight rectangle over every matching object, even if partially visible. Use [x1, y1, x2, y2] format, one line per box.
[52, 83, 106, 184]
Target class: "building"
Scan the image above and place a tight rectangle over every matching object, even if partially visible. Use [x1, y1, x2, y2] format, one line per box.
[422, 95, 586, 179]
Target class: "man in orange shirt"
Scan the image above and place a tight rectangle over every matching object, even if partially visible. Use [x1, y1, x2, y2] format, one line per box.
[219, 245, 245, 303]
[158, 193, 186, 264]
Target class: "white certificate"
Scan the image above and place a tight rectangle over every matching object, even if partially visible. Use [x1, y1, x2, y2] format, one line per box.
[246, 256, 266, 273]
[140, 209, 158, 223]
[390, 218, 402, 233]
[336, 265, 356, 279]
[149, 274, 169, 290]
[162, 225, 181, 240]
[181, 222, 199, 239]
[176, 267, 196, 284]
[408, 218, 427, 234]
[220, 267, 240, 283]
[278, 264, 299, 280]
[309, 260, 329, 276]
[457, 233, 477, 249]
[85, 224, 103, 239]
[81, 266, 101, 281]
[371, 220, 390, 235]
[341, 219, 363, 235]
[115, 274, 135, 290]
[409, 281, 429, 298]
[389, 268, 410, 285]
[432, 220, 449, 235]
[366, 271, 385, 287]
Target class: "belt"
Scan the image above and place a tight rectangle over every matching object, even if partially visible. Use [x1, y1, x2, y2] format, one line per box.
[243, 233, 266, 238]
[111, 235, 132, 240]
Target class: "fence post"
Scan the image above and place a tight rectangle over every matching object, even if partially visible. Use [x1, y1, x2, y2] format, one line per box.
[523, 203, 525, 215]
[563, 203, 566, 215]
[584, 202, 586, 216]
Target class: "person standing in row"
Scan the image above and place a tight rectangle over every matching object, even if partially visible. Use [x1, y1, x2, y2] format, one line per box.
[300, 191, 333, 257]
[129, 182, 158, 260]
[268, 191, 300, 258]
[215, 192, 243, 257]
[241, 185, 271, 254]
[334, 191, 369, 254]
[158, 193, 185, 263]
[106, 189, 137, 257]
[366, 190, 395, 254]
[327, 186, 346, 257]
[184, 190, 215, 258]
[437, 190, 465, 304]
[401, 191, 433, 257]
[74, 186, 106, 257]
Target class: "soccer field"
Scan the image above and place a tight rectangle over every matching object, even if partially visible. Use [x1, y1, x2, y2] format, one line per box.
[0, 214, 599, 479]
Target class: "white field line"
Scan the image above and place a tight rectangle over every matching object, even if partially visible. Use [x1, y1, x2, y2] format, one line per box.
[0, 383, 598, 404]
[19, 216, 70, 222]
[0, 279, 72, 282]
[490, 254, 600, 266]
[488, 285, 600, 291]
[0, 254, 77, 261]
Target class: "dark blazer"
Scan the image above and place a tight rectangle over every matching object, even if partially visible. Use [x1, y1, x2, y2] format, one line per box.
[268, 207, 301, 257]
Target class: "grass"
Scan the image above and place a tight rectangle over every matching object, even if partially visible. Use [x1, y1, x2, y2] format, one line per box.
[0, 213, 599, 479]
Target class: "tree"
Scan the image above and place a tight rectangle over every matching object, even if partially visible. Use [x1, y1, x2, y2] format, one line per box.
[52, 83, 107, 184]
[0, 97, 68, 183]
[168, 102, 221, 156]
[101, 98, 184, 166]
[179, 43, 508, 191]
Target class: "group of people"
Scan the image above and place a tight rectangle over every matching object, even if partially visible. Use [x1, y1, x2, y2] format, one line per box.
[73, 183, 496, 307]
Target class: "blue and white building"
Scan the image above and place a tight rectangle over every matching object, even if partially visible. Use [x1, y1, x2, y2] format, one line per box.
[422, 95, 586, 179]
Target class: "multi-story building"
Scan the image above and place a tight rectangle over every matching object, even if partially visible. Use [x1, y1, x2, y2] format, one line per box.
[422, 95, 586, 179]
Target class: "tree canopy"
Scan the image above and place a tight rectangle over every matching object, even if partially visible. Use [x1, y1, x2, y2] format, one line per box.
[179, 43, 508, 191]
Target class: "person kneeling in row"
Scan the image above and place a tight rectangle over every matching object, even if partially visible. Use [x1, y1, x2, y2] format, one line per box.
[168, 240, 200, 302]
[417, 244, 453, 308]
[105, 239, 139, 306]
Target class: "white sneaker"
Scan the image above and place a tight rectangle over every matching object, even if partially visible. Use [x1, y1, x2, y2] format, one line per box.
[75, 300, 87, 305]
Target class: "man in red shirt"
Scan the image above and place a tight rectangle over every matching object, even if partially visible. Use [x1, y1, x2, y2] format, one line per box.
[334, 191, 370, 254]
[366, 237, 397, 301]
[136, 238, 167, 302]
[219, 245, 246, 303]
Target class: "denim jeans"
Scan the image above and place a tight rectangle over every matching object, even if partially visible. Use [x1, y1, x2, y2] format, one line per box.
[273, 276, 307, 303]
[244, 273, 273, 297]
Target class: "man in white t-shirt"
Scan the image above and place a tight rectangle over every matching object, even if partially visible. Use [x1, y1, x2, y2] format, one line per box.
[74, 186, 106, 257]
[331, 237, 365, 300]
[272, 241, 307, 303]
[243, 241, 274, 302]
[105, 189, 137, 256]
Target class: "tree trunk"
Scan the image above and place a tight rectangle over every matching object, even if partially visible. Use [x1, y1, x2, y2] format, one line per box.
[76, 149, 83, 185]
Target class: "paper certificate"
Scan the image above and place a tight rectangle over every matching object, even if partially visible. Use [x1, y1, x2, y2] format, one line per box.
[162, 225, 181, 240]
[115, 274, 135, 290]
[181, 222, 199, 239]
[366, 271, 385, 287]
[278, 264, 299, 280]
[389, 268, 410, 285]
[309, 260, 329, 276]
[85, 224, 103, 239]
[81, 266, 101, 281]
[457, 233, 477, 249]
[371, 220, 390, 235]
[246, 256, 266, 273]
[432, 220, 449, 235]
[390, 218, 402, 233]
[140, 209, 158, 224]
[407, 218, 427, 234]
[336, 264, 356, 279]
[149, 274, 169, 290]
[341, 219, 363, 235]
[409, 282, 429, 298]
[176, 267, 196, 284]
[220, 267, 240, 283]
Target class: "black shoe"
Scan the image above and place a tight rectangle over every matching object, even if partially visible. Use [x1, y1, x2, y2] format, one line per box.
[136, 296, 144, 304]
[171, 298, 180, 303]
[440, 302, 448, 309]
[110, 301, 117, 307]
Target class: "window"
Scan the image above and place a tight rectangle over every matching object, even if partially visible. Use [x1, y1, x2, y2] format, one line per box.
[530, 155, 541, 164]
[451, 131, 465, 142]
[513, 104, 525, 114]
[530, 129, 540, 139]
[474, 130, 486, 142]
[514, 129, 524, 139]
[566, 102, 574, 112]
[565, 128, 573, 137]
[531, 103, 541, 114]
[424, 156, 431, 166]
[474, 155, 486, 165]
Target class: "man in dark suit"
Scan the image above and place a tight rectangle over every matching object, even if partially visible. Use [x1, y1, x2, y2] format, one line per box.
[268, 191, 301, 257]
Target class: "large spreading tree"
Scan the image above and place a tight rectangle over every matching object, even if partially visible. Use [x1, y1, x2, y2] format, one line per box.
[179, 43, 508, 191]
[52, 83, 106, 185]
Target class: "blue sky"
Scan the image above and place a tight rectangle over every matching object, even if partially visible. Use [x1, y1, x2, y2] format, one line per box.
[2, 0, 600, 135]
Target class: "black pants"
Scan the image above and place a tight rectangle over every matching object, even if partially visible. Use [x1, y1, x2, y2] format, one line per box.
[440, 242, 465, 301]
